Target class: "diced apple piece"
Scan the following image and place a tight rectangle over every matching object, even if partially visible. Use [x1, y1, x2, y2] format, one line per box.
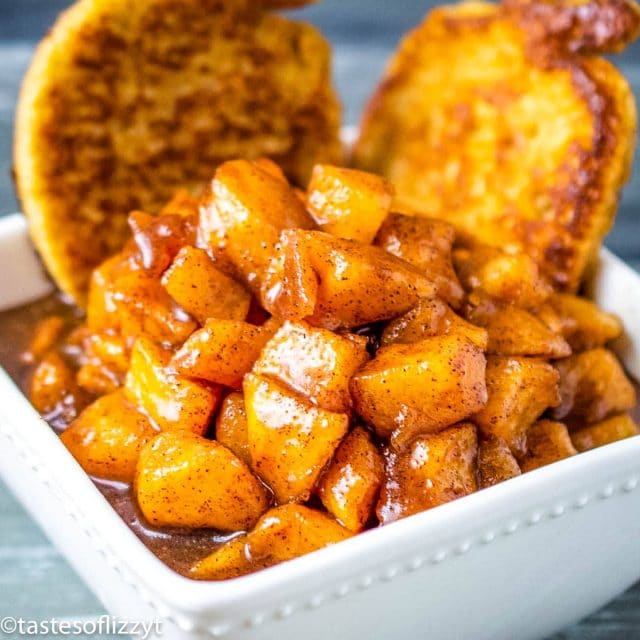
[477, 437, 521, 489]
[162, 247, 250, 324]
[473, 356, 560, 458]
[252, 158, 289, 183]
[136, 431, 269, 530]
[29, 352, 79, 416]
[262, 230, 437, 329]
[454, 245, 552, 308]
[253, 321, 369, 412]
[377, 423, 478, 524]
[318, 427, 385, 531]
[553, 349, 636, 424]
[84, 331, 130, 375]
[306, 165, 393, 244]
[87, 252, 134, 331]
[520, 420, 577, 472]
[571, 414, 639, 452]
[61, 390, 156, 482]
[113, 270, 197, 346]
[261, 228, 319, 321]
[76, 330, 129, 395]
[466, 298, 571, 358]
[216, 392, 250, 466]
[376, 213, 463, 307]
[171, 319, 275, 388]
[128, 210, 196, 278]
[24, 316, 66, 363]
[76, 363, 120, 395]
[381, 298, 446, 345]
[198, 159, 314, 295]
[536, 294, 622, 351]
[159, 189, 199, 218]
[125, 337, 220, 435]
[190, 505, 352, 580]
[351, 334, 487, 449]
[381, 297, 488, 349]
[244, 374, 349, 503]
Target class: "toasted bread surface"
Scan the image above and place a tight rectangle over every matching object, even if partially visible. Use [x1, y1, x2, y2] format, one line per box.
[354, 0, 638, 291]
[15, 0, 340, 302]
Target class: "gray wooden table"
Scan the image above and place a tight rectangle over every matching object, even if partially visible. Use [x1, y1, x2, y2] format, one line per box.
[1, 1, 639, 637]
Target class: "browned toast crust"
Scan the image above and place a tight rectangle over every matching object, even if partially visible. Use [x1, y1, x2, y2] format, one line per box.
[354, 0, 638, 291]
[15, 0, 341, 303]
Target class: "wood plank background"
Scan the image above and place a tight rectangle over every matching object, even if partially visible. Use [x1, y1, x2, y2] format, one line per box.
[0, 1, 639, 637]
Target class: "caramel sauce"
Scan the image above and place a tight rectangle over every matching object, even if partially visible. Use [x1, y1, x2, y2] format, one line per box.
[95, 479, 236, 576]
[0, 294, 228, 576]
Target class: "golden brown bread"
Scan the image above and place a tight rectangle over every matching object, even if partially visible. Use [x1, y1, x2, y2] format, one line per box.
[504, 0, 640, 53]
[354, 0, 639, 291]
[14, 0, 341, 303]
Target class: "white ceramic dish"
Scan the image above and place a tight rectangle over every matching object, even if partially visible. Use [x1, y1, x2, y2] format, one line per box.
[0, 212, 639, 640]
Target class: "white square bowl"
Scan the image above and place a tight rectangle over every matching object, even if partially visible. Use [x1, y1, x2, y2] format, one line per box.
[0, 212, 639, 640]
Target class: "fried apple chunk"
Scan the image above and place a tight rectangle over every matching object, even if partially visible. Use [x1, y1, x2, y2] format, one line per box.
[158, 190, 200, 219]
[29, 352, 79, 417]
[377, 423, 478, 524]
[536, 294, 623, 351]
[125, 336, 220, 435]
[454, 246, 553, 308]
[110, 270, 197, 347]
[136, 431, 269, 531]
[473, 356, 560, 457]
[24, 316, 66, 363]
[351, 334, 487, 449]
[76, 330, 129, 395]
[244, 374, 349, 504]
[128, 210, 196, 278]
[381, 297, 488, 349]
[76, 363, 119, 396]
[466, 297, 571, 358]
[171, 319, 276, 388]
[86, 253, 132, 332]
[477, 437, 521, 489]
[306, 165, 393, 244]
[15, 0, 340, 302]
[61, 390, 156, 482]
[162, 247, 250, 325]
[86, 250, 197, 346]
[375, 213, 464, 307]
[198, 159, 315, 295]
[262, 229, 436, 329]
[215, 392, 251, 466]
[355, 0, 638, 291]
[553, 348, 637, 423]
[318, 427, 385, 532]
[520, 420, 577, 472]
[571, 413, 639, 452]
[253, 321, 369, 412]
[83, 331, 129, 375]
[190, 505, 352, 580]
